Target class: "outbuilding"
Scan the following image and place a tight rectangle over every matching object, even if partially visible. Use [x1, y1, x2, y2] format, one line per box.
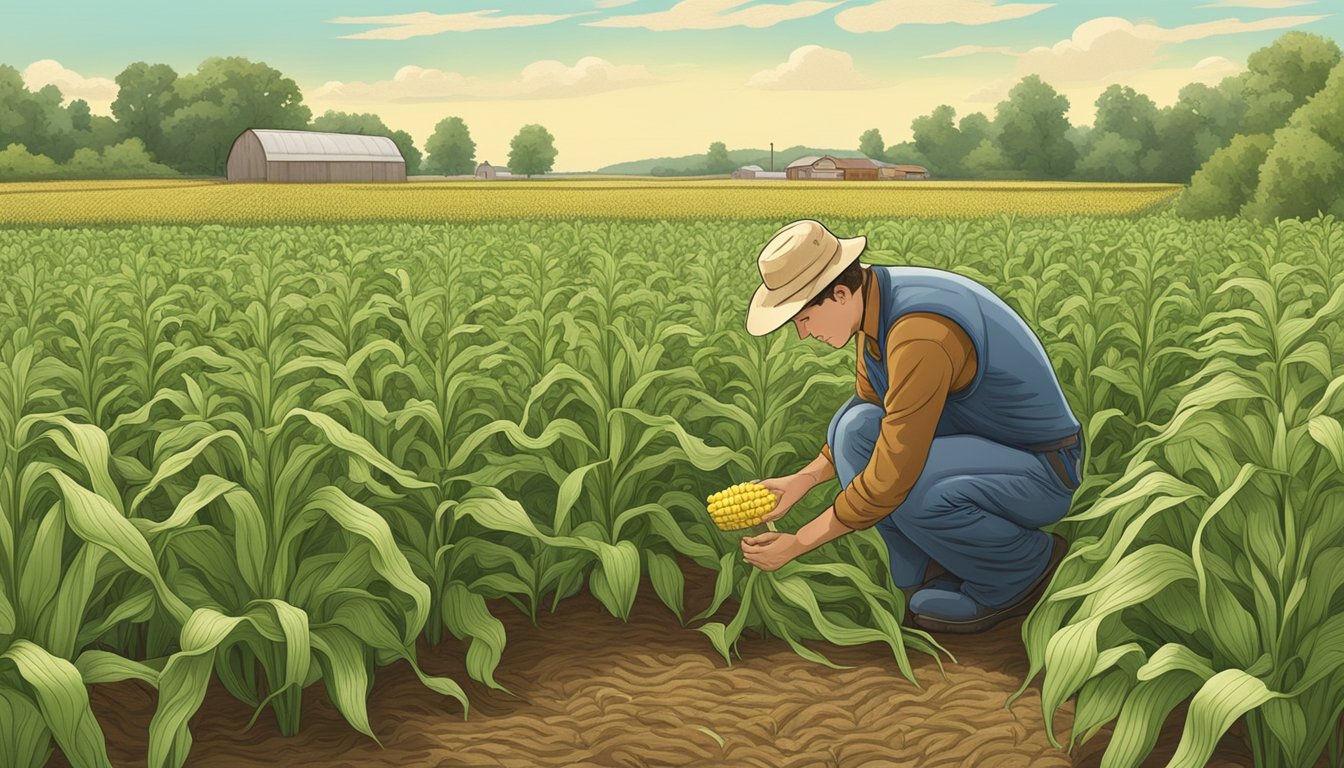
[731, 165, 788, 180]
[786, 155, 930, 180]
[475, 162, 514, 179]
[226, 128, 406, 183]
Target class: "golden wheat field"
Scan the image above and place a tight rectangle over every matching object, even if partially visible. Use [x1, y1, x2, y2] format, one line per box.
[0, 178, 1182, 225]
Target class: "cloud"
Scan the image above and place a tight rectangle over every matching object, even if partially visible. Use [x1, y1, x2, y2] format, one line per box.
[1197, 0, 1315, 8]
[964, 54, 1245, 120]
[594, 0, 639, 6]
[1010, 14, 1324, 84]
[922, 45, 1022, 59]
[836, 0, 1053, 34]
[310, 57, 660, 102]
[746, 45, 878, 90]
[21, 60, 118, 105]
[330, 9, 579, 40]
[583, 0, 842, 30]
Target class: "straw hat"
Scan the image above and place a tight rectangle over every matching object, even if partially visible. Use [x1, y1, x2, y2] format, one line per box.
[745, 219, 867, 336]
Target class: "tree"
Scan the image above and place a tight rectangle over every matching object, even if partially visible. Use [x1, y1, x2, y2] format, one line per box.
[0, 143, 59, 180]
[859, 128, 885, 160]
[1077, 85, 1162, 181]
[161, 57, 310, 175]
[1243, 60, 1344, 222]
[1176, 133, 1273, 219]
[1074, 132, 1143, 181]
[704, 141, 734, 174]
[958, 112, 996, 149]
[68, 100, 92, 132]
[111, 62, 181, 161]
[883, 140, 930, 169]
[994, 75, 1078, 178]
[962, 138, 1010, 178]
[65, 138, 179, 179]
[508, 124, 557, 177]
[1238, 31, 1340, 135]
[423, 116, 476, 175]
[911, 105, 964, 176]
[312, 110, 421, 174]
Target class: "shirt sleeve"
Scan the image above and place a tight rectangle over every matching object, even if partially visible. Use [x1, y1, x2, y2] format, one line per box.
[831, 314, 972, 530]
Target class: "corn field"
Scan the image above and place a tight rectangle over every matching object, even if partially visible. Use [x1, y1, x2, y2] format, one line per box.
[0, 211, 1341, 768]
[0, 180, 1180, 227]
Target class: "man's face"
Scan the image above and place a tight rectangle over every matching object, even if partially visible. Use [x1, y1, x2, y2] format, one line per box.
[791, 286, 856, 348]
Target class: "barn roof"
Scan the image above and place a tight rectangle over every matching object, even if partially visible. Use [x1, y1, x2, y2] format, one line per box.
[832, 157, 883, 169]
[786, 155, 821, 168]
[889, 164, 929, 173]
[250, 129, 403, 163]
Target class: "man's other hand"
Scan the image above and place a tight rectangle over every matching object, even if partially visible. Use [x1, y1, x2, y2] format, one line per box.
[741, 531, 800, 571]
[750, 474, 813, 523]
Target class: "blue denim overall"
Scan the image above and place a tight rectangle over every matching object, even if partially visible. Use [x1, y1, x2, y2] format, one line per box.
[827, 266, 1083, 608]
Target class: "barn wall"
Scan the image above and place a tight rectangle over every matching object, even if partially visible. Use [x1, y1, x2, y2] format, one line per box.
[264, 161, 407, 183]
[843, 169, 878, 181]
[226, 131, 267, 182]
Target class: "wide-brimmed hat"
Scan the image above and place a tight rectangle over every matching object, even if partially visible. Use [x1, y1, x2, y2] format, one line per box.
[746, 219, 867, 336]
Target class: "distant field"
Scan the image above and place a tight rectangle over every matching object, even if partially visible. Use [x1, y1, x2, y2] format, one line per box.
[0, 178, 1182, 226]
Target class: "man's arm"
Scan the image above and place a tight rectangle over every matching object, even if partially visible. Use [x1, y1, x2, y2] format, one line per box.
[830, 314, 971, 530]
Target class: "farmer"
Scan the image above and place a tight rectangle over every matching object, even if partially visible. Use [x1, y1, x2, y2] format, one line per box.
[738, 219, 1082, 634]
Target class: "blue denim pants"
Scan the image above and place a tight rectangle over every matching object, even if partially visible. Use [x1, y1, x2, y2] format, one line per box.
[827, 395, 1082, 608]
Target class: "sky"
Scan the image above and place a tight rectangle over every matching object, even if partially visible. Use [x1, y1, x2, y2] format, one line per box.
[5, 0, 1341, 172]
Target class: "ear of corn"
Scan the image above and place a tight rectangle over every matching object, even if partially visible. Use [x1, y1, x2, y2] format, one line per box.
[705, 482, 778, 531]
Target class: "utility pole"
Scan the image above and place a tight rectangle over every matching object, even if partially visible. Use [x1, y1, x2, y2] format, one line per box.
[770, 142, 774, 171]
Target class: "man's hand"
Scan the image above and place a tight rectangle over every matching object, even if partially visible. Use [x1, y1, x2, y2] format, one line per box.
[750, 473, 818, 523]
[741, 531, 802, 572]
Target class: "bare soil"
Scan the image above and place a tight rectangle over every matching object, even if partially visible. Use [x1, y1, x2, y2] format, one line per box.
[56, 563, 1261, 768]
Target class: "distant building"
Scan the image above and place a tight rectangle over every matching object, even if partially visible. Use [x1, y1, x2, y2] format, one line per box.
[475, 161, 514, 179]
[786, 154, 929, 181]
[226, 128, 406, 183]
[879, 162, 931, 180]
[731, 165, 788, 179]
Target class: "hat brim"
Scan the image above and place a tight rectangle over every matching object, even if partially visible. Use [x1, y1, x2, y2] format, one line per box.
[745, 235, 866, 336]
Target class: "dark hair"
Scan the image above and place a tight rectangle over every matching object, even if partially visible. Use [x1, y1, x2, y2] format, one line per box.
[802, 260, 865, 309]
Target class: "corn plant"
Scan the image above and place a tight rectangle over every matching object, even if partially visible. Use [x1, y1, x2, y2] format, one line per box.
[0, 335, 188, 768]
[1019, 254, 1344, 768]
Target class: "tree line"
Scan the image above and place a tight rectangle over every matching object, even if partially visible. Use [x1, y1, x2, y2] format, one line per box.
[0, 56, 559, 180]
[856, 31, 1343, 219]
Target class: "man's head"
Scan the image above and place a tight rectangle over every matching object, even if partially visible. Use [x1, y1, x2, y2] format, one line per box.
[745, 219, 868, 338]
[791, 260, 866, 348]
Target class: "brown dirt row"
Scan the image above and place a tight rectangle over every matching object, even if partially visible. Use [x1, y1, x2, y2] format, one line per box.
[54, 563, 1259, 767]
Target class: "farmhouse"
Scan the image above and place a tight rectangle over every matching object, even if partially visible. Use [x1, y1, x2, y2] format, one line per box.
[226, 129, 406, 183]
[475, 162, 513, 179]
[731, 165, 787, 179]
[785, 155, 930, 181]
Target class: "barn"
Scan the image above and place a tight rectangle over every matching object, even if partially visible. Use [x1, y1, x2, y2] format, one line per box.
[731, 165, 787, 180]
[226, 129, 407, 183]
[786, 155, 930, 181]
[475, 162, 513, 179]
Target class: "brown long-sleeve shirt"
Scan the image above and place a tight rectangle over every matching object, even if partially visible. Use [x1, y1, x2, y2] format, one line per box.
[820, 268, 978, 530]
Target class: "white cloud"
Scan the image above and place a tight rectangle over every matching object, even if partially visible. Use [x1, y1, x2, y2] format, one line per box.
[966, 79, 1013, 103]
[330, 10, 579, 40]
[746, 45, 878, 90]
[836, 0, 1053, 34]
[311, 57, 660, 102]
[21, 60, 118, 107]
[594, 0, 639, 6]
[583, 0, 842, 30]
[1197, 0, 1315, 8]
[922, 45, 1022, 59]
[1010, 14, 1324, 84]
